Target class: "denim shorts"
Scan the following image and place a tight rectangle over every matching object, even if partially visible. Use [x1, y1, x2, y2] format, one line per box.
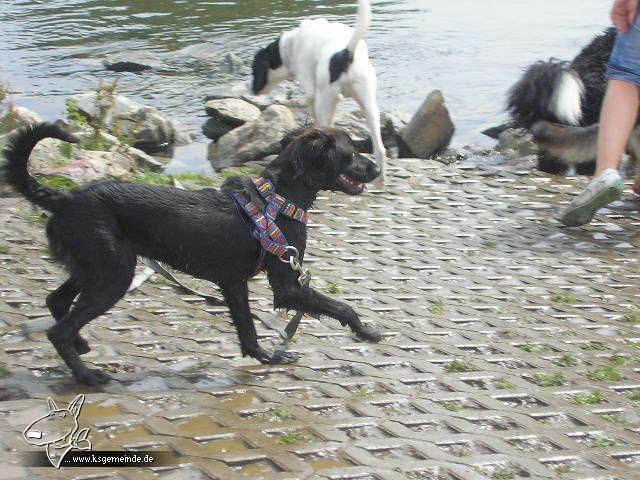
[607, 15, 640, 86]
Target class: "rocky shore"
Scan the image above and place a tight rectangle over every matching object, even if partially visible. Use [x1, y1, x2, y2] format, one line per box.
[0, 75, 543, 198]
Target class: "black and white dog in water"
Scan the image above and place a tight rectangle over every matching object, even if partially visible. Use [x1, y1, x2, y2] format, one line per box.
[251, 0, 386, 183]
[3, 122, 382, 385]
[485, 28, 617, 174]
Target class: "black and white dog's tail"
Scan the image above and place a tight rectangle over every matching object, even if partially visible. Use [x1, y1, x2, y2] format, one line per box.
[347, 0, 372, 54]
[507, 59, 585, 128]
[2, 122, 79, 212]
[330, 0, 371, 83]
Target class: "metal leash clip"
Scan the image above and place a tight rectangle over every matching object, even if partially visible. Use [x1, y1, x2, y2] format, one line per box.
[278, 246, 312, 340]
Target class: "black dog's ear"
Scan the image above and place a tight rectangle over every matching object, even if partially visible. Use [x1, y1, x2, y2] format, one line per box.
[280, 126, 308, 148]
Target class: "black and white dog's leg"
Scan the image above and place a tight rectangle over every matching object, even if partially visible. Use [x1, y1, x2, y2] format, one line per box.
[313, 88, 341, 127]
[352, 78, 386, 185]
[219, 279, 298, 364]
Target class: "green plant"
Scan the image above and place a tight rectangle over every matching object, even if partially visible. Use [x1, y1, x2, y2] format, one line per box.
[130, 171, 173, 186]
[584, 366, 623, 382]
[554, 465, 575, 474]
[518, 343, 544, 353]
[491, 470, 515, 480]
[621, 312, 640, 323]
[428, 299, 445, 315]
[599, 412, 627, 425]
[440, 401, 464, 412]
[15, 267, 28, 274]
[552, 294, 580, 304]
[0, 245, 9, 254]
[326, 283, 342, 294]
[626, 388, 640, 401]
[609, 353, 629, 365]
[276, 429, 316, 445]
[268, 408, 295, 422]
[553, 354, 579, 367]
[580, 342, 609, 351]
[493, 379, 515, 390]
[174, 173, 218, 187]
[445, 359, 474, 373]
[0, 364, 9, 377]
[532, 372, 565, 387]
[33, 175, 79, 191]
[592, 437, 618, 447]
[57, 141, 74, 159]
[570, 391, 606, 405]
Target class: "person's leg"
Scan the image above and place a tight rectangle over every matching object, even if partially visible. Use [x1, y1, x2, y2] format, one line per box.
[559, 14, 640, 227]
[595, 79, 640, 176]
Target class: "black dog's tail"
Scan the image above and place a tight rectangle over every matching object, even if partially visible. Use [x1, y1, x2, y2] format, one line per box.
[2, 122, 80, 212]
[507, 59, 585, 128]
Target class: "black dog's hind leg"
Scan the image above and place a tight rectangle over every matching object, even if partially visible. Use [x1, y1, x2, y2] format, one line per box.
[47, 250, 134, 385]
[219, 279, 298, 364]
[46, 277, 90, 355]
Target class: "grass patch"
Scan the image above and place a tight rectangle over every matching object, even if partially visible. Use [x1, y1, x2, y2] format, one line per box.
[554, 465, 575, 475]
[570, 391, 606, 405]
[0, 364, 9, 377]
[445, 359, 474, 373]
[580, 341, 609, 351]
[552, 294, 580, 304]
[326, 283, 342, 295]
[276, 429, 316, 445]
[25, 210, 48, 226]
[531, 372, 565, 387]
[440, 401, 464, 412]
[428, 299, 445, 315]
[553, 354, 579, 367]
[267, 408, 295, 422]
[592, 437, 619, 447]
[0, 245, 9, 254]
[626, 388, 640, 401]
[15, 267, 28, 274]
[33, 175, 79, 191]
[491, 471, 515, 480]
[518, 343, 544, 353]
[621, 312, 640, 323]
[174, 173, 218, 187]
[609, 354, 629, 365]
[584, 366, 623, 382]
[493, 378, 515, 390]
[130, 171, 173, 186]
[599, 412, 627, 425]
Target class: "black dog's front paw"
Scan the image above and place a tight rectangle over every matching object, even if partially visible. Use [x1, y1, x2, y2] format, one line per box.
[243, 346, 299, 365]
[74, 368, 112, 386]
[355, 325, 382, 343]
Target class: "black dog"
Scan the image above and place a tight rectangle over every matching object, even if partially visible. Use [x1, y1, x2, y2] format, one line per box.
[3, 122, 382, 385]
[485, 28, 616, 174]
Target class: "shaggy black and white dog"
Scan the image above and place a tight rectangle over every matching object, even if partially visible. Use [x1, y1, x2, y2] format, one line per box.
[486, 28, 616, 174]
[3, 122, 381, 385]
[251, 0, 386, 182]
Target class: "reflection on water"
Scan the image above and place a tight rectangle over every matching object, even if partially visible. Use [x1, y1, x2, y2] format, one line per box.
[0, 0, 609, 170]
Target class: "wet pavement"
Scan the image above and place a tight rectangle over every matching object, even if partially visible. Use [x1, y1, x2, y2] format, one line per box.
[1, 158, 640, 480]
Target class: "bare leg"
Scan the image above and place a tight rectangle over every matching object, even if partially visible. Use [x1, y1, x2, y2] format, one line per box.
[313, 90, 340, 127]
[595, 80, 640, 176]
[352, 81, 386, 185]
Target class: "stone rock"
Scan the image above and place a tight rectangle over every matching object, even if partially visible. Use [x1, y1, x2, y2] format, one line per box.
[204, 98, 261, 127]
[68, 92, 191, 151]
[103, 51, 169, 72]
[496, 128, 539, 157]
[221, 52, 244, 74]
[0, 105, 42, 132]
[202, 117, 234, 141]
[209, 105, 297, 170]
[399, 90, 454, 159]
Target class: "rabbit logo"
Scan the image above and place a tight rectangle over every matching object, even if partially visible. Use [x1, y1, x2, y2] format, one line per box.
[23, 394, 91, 468]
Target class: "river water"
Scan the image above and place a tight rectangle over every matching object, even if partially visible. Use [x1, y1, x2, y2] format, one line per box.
[0, 0, 610, 172]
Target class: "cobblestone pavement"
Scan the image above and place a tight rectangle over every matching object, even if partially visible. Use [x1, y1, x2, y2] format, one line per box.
[1, 159, 640, 480]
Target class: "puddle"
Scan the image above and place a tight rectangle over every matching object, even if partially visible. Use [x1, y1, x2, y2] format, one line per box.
[196, 437, 252, 455]
[297, 449, 353, 471]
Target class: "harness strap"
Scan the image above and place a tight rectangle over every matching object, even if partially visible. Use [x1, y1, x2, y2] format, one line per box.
[231, 177, 309, 275]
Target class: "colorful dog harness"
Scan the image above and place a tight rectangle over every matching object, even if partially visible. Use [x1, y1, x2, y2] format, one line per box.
[231, 177, 309, 275]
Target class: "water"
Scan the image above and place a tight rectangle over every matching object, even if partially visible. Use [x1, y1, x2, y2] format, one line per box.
[0, 0, 610, 171]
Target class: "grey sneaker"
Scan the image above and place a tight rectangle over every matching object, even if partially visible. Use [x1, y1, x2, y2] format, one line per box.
[559, 168, 623, 227]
